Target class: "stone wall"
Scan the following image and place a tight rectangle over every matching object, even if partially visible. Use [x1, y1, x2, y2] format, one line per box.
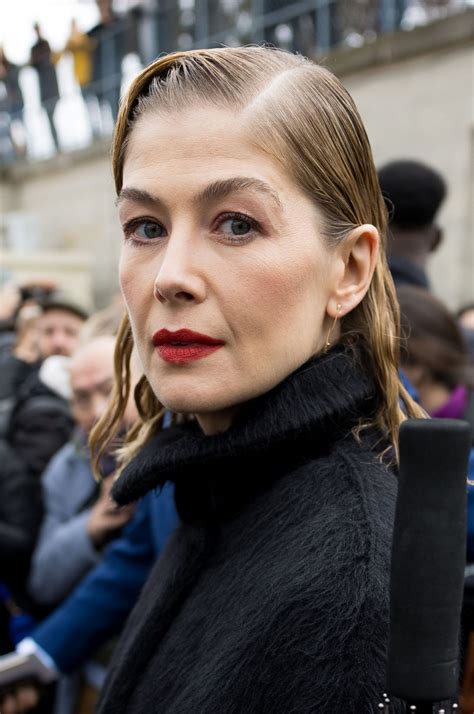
[0, 140, 119, 307]
[0, 248, 94, 310]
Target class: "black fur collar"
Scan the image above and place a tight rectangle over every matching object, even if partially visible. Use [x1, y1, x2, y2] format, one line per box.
[112, 347, 377, 520]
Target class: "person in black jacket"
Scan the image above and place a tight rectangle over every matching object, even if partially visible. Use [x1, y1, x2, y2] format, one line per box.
[0, 440, 42, 654]
[4, 300, 87, 481]
[0, 306, 41, 438]
[87, 46, 425, 714]
[2, 47, 425, 714]
[378, 159, 447, 291]
[6, 360, 75, 482]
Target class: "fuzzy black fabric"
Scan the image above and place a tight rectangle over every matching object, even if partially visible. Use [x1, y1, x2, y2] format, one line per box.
[98, 348, 402, 713]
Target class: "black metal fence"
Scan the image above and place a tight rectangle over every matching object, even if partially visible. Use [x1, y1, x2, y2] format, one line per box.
[131, 0, 461, 58]
[136, 0, 409, 59]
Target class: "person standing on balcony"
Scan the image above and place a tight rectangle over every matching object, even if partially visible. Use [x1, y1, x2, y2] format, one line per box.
[65, 19, 93, 95]
[88, 0, 126, 124]
[29, 23, 60, 150]
[64, 19, 99, 139]
[0, 48, 26, 157]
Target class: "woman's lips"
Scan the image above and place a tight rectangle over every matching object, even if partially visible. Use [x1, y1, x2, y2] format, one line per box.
[157, 344, 222, 363]
[152, 329, 225, 364]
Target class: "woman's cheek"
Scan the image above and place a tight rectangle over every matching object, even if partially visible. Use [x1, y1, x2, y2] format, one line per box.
[118, 250, 134, 298]
[119, 251, 151, 307]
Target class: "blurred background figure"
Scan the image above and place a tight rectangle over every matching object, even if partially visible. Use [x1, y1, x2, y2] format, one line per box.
[29, 334, 135, 608]
[458, 303, 474, 358]
[4, 299, 88, 482]
[29, 23, 60, 150]
[5, 482, 176, 714]
[65, 19, 93, 99]
[0, 282, 23, 353]
[64, 19, 98, 139]
[0, 280, 57, 352]
[36, 300, 87, 360]
[0, 304, 41, 438]
[87, 0, 125, 125]
[0, 439, 42, 654]
[0, 47, 26, 158]
[0, 280, 58, 438]
[28, 334, 135, 714]
[398, 284, 474, 422]
[459, 304, 474, 334]
[14, 305, 41, 365]
[378, 159, 447, 290]
[397, 284, 474, 543]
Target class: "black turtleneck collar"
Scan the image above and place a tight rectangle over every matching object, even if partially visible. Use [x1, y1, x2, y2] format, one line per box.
[112, 348, 378, 522]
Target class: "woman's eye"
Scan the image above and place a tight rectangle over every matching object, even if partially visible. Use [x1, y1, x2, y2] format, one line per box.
[124, 220, 165, 241]
[135, 221, 165, 239]
[219, 215, 256, 238]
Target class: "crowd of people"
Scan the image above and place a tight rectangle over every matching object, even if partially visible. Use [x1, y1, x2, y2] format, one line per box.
[0, 152, 472, 713]
[0, 0, 135, 160]
[2, 0, 471, 164]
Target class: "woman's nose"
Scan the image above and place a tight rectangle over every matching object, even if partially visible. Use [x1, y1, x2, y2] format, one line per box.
[153, 235, 206, 305]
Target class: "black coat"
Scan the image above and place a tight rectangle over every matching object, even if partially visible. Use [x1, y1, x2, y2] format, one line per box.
[98, 349, 402, 713]
[6, 371, 74, 480]
[0, 439, 42, 585]
[0, 355, 39, 438]
[0, 439, 42, 653]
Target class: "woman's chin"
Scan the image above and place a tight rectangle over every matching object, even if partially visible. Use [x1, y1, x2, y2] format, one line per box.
[155, 386, 227, 417]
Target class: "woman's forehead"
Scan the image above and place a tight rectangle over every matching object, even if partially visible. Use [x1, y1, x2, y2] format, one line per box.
[122, 111, 298, 205]
[125, 108, 253, 166]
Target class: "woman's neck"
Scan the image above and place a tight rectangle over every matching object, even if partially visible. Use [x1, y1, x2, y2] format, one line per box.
[196, 406, 240, 435]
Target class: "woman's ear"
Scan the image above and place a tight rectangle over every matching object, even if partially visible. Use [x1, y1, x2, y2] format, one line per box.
[327, 224, 379, 318]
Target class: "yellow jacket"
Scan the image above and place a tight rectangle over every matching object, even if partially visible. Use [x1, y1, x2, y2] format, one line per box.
[66, 32, 93, 87]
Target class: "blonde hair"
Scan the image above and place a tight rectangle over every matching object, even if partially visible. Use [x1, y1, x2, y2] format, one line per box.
[91, 46, 424, 478]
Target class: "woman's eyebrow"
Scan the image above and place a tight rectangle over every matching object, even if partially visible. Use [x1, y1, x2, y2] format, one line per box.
[195, 177, 283, 210]
[115, 187, 160, 208]
[116, 178, 282, 210]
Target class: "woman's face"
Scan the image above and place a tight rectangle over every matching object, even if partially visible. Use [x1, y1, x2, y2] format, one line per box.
[118, 108, 340, 433]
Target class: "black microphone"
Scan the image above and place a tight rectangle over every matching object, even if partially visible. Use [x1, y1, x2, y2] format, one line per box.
[386, 418, 471, 706]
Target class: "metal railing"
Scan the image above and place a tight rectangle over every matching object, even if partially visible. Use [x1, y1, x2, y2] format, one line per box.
[0, 0, 468, 165]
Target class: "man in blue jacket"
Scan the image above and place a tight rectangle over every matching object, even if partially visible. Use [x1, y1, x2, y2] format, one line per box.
[1, 484, 177, 713]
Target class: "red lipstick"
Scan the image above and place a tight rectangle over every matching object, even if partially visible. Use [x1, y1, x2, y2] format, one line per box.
[152, 329, 224, 364]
